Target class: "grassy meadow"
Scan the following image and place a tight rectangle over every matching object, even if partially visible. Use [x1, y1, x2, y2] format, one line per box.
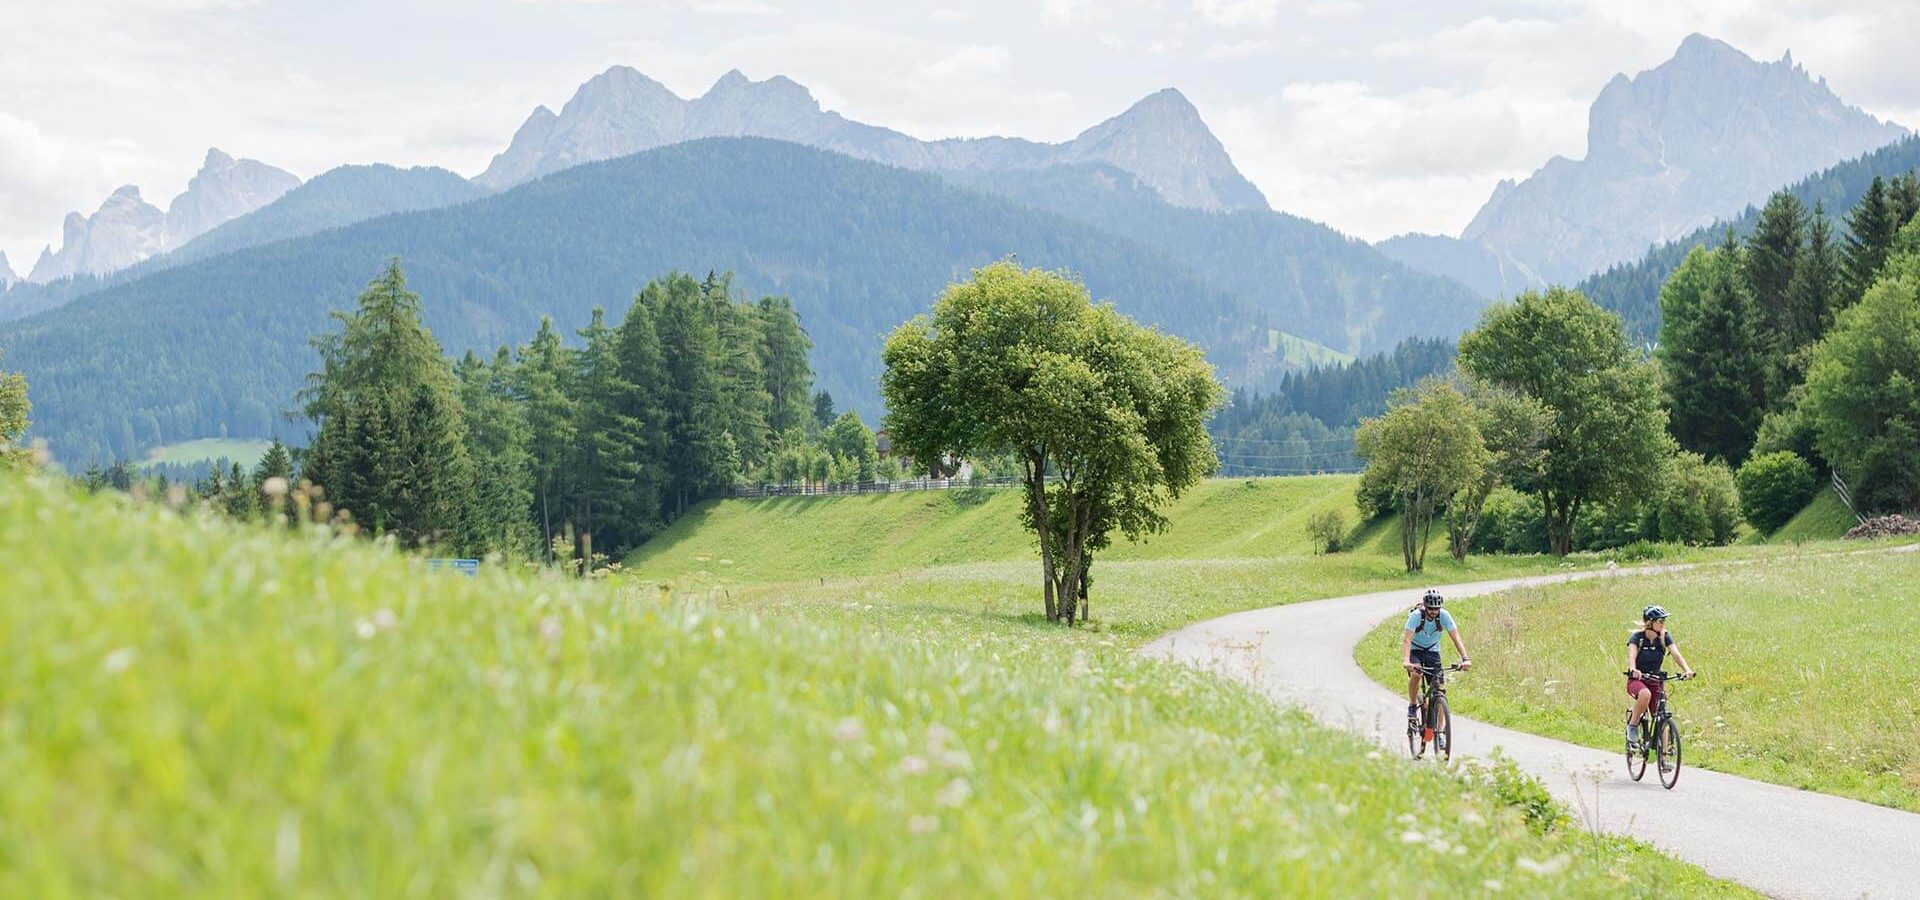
[141, 437, 276, 467]
[0, 471, 1764, 897]
[1356, 548, 1920, 811]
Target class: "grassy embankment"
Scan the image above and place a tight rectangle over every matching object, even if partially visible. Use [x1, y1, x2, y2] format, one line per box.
[1357, 546, 1920, 812]
[0, 472, 1758, 896]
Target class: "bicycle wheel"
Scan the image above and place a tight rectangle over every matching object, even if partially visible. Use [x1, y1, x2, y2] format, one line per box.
[1430, 694, 1452, 763]
[1625, 714, 1647, 781]
[1655, 718, 1682, 789]
[1407, 703, 1423, 759]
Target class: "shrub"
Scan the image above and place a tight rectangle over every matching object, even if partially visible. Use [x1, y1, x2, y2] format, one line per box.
[1736, 451, 1818, 535]
[1657, 452, 1740, 546]
[1475, 487, 1546, 554]
[1306, 509, 1346, 554]
[1464, 751, 1569, 835]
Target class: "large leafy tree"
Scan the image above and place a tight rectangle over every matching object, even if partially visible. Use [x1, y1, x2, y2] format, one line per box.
[1661, 240, 1767, 464]
[1458, 287, 1669, 555]
[883, 261, 1221, 623]
[302, 260, 475, 548]
[1443, 381, 1550, 562]
[0, 350, 28, 470]
[1803, 259, 1920, 513]
[1355, 379, 1489, 572]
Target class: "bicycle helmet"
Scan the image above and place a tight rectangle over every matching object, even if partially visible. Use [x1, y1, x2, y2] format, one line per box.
[1642, 605, 1669, 622]
[1422, 590, 1445, 610]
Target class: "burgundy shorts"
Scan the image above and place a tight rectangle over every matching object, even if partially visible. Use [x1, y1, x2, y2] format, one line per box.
[1626, 678, 1664, 702]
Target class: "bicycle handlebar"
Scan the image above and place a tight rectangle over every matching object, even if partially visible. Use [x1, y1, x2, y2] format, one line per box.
[1624, 671, 1694, 681]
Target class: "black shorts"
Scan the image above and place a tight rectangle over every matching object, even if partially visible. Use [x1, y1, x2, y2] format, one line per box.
[1410, 647, 1442, 673]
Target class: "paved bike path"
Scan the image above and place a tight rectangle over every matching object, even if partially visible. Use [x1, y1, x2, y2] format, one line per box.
[1141, 557, 1920, 900]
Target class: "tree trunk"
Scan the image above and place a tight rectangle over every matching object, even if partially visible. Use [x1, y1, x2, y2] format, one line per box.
[1025, 451, 1056, 621]
[1546, 492, 1574, 556]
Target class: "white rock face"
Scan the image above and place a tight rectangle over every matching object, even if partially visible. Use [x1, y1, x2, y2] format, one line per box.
[0, 251, 15, 287]
[476, 67, 1267, 212]
[164, 148, 301, 248]
[1461, 34, 1908, 286]
[28, 186, 165, 282]
[25, 149, 301, 283]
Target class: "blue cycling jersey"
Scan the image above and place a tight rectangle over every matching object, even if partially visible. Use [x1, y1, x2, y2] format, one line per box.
[1406, 608, 1456, 650]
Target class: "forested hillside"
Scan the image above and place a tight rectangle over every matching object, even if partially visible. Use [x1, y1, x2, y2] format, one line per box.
[942, 165, 1486, 355]
[1579, 134, 1920, 341]
[0, 139, 1287, 464]
[1210, 338, 1456, 475]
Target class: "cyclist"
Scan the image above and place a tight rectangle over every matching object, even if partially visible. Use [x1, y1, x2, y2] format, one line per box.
[1626, 605, 1695, 749]
[1402, 589, 1471, 723]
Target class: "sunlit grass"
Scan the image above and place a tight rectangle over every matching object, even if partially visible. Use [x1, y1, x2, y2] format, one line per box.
[1356, 548, 1920, 811]
[0, 472, 1758, 896]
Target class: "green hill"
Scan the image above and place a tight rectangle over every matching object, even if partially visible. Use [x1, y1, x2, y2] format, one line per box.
[0, 470, 1752, 896]
[2, 139, 1295, 464]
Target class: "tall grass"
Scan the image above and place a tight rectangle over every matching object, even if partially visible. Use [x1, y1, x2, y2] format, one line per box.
[0, 473, 1755, 896]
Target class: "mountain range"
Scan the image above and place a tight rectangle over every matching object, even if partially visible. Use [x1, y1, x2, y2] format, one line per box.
[478, 67, 1268, 213]
[1389, 34, 1906, 293]
[24, 149, 300, 283]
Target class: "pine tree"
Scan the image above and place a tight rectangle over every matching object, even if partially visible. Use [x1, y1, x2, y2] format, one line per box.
[755, 296, 814, 439]
[224, 461, 259, 519]
[811, 390, 836, 431]
[1661, 239, 1767, 464]
[254, 437, 297, 524]
[651, 274, 733, 515]
[1780, 203, 1840, 400]
[303, 260, 476, 548]
[1743, 192, 1808, 409]
[456, 349, 539, 559]
[612, 291, 671, 545]
[1893, 172, 1920, 228]
[1842, 176, 1901, 306]
[702, 275, 772, 472]
[514, 317, 581, 559]
[572, 307, 655, 559]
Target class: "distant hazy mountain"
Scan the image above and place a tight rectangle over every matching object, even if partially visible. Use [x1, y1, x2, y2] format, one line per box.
[940, 164, 1487, 355]
[163, 149, 301, 248]
[3, 139, 1303, 464]
[0, 252, 15, 288]
[29, 186, 166, 282]
[1374, 232, 1534, 299]
[1461, 34, 1906, 287]
[167, 164, 488, 266]
[1580, 133, 1920, 342]
[24, 149, 301, 284]
[477, 67, 1267, 212]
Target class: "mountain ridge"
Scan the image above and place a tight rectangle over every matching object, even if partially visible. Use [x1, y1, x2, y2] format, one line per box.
[477, 66, 1268, 212]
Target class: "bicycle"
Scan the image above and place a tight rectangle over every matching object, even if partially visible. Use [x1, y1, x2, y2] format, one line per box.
[1624, 670, 1692, 789]
[1406, 663, 1465, 762]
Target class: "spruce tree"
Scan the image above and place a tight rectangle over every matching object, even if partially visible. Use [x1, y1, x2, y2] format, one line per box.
[573, 307, 654, 558]
[303, 260, 476, 549]
[1780, 203, 1840, 398]
[514, 317, 581, 558]
[455, 349, 539, 559]
[1743, 192, 1806, 400]
[1842, 176, 1900, 306]
[650, 274, 732, 516]
[702, 276, 772, 471]
[811, 390, 836, 431]
[612, 291, 671, 544]
[1661, 239, 1766, 464]
[755, 296, 814, 438]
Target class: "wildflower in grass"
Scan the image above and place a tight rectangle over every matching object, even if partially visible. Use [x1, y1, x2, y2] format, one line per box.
[909, 815, 938, 835]
[1516, 854, 1570, 875]
[899, 755, 929, 776]
[1400, 830, 1426, 844]
[540, 616, 563, 645]
[1483, 879, 1504, 892]
[833, 717, 865, 742]
[101, 647, 136, 674]
[935, 777, 971, 808]
[354, 618, 376, 640]
[373, 608, 397, 631]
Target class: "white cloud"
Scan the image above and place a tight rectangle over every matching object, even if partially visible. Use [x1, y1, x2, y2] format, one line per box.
[920, 45, 1013, 79]
[1193, 0, 1281, 28]
[1201, 38, 1276, 60]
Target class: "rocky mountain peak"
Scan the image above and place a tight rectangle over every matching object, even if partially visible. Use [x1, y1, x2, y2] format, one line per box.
[164, 148, 302, 249]
[29, 185, 165, 282]
[1460, 33, 1907, 287]
[0, 251, 15, 287]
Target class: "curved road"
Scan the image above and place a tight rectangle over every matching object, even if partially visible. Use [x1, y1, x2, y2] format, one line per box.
[1142, 560, 1920, 899]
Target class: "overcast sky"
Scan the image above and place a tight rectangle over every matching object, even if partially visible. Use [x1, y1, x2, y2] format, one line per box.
[4, 0, 1918, 270]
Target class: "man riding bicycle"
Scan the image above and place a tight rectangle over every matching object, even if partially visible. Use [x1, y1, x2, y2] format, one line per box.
[1402, 589, 1471, 722]
[1627, 605, 1695, 750]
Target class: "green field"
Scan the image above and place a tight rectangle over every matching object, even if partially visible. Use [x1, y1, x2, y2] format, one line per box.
[1768, 490, 1859, 543]
[1268, 328, 1354, 368]
[1357, 548, 1920, 811]
[0, 471, 1758, 896]
[142, 437, 276, 467]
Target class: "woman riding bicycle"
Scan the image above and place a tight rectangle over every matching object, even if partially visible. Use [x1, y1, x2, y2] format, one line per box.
[1626, 605, 1695, 749]
[1402, 589, 1471, 723]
